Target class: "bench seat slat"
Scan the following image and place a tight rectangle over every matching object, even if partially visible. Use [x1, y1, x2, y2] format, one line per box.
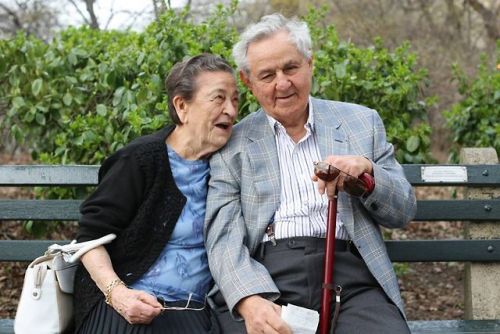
[0, 319, 499, 334]
[408, 319, 500, 333]
[0, 165, 98, 186]
[387, 239, 500, 262]
[0, 200, 81, 220]
[0, 319, 13, 334]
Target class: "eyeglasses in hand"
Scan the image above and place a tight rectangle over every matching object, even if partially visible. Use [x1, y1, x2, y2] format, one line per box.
[159, 293, 207, 312]
[313, 161, 374, 197]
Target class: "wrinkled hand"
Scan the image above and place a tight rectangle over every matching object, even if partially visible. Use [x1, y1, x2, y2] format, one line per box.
[111, 285, 163, 325]
[312, 155, 373, 200]
[237, 295, 292, 334]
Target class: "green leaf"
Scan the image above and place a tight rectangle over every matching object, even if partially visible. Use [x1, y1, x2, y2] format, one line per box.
[32, 78, 43, 97]
[35, 112, 46, 125]
[334, 63, 347, 79]
[12, 96, 25, 109]
[137, 52, 145, 66]
[96, 104, 107, 116]
[23, 220, 33, 233]
[68, 52, 77, 65]
[106, 70, 116, 86]
[13, 125, 24, 142]
[63, 92, 73, 106]
[406, 135, 420, 153]
[113, 87, 125, 106]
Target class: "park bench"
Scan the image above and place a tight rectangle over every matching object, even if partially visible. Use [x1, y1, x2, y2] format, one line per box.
[0, 147, 499, 333]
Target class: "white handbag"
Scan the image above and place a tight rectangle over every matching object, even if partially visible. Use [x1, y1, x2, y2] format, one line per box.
[14, 234, 116, 334]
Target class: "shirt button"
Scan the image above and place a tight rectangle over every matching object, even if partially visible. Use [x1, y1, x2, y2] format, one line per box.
[370, 203, 378, 210]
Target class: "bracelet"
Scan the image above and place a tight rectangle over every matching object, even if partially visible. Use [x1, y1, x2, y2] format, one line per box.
[104, 278, 125, 307]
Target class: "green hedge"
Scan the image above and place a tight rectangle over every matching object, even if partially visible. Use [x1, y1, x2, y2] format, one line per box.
[0, 4, 432, 166]
[444, 44, 500, 161]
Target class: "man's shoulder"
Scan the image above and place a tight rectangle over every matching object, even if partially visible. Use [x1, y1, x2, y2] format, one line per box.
[230, 111, 263, 140]
[312, 97, 377, 121]
[312, 97, 374, 114]
[214, 110, 266, 160]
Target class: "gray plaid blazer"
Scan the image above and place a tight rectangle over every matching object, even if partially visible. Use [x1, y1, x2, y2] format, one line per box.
[205, 97, 416, 318]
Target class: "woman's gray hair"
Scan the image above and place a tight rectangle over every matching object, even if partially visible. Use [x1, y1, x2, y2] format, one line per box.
[165, 53, 234, 125]
[232, 13, 312, 73]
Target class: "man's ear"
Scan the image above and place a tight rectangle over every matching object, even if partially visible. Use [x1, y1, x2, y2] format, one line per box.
[239, 70, 252, 89]
[172, 95, 187, 123]
[307, 55, 314, 69]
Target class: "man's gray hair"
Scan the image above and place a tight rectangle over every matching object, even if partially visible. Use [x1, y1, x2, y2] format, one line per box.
[232, 13, 312, 73]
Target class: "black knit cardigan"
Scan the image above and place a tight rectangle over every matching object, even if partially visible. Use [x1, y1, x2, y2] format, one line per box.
[73, 125, 187, 332]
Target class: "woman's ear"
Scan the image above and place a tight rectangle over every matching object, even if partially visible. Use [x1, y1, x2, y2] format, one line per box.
[172, 95, 188, 124]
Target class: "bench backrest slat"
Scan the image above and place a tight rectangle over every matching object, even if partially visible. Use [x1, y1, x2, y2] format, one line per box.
[0, 165, 99, 186]
[2, 164, 500, 185]
[2, 239, 499, 262]
[386, 239, 500, 262]
[403, 164, 500, 186]
[0, 240, 69, 261]
[0, 200, 81, 220]
[1, 199, 499, 221]
[414, 199, 500, 221]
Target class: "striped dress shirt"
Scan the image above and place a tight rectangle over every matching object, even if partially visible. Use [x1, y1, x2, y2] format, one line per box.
[262, 100, 349, 242]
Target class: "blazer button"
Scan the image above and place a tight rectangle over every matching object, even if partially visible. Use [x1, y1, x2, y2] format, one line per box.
[370, 202, 378, 210]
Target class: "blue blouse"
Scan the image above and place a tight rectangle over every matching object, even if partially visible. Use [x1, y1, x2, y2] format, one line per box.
[130, 145, 212, 302]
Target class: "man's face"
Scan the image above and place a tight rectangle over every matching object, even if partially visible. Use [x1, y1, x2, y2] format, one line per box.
[241, 30, 313, 126]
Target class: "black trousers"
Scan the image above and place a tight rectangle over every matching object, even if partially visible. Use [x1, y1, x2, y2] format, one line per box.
[78, 298, 221, 334]
[214, 237, 410, 334]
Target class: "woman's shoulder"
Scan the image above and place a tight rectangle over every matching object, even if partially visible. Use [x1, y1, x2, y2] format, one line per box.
[99, 125, 174, 177]
[110, 126, 173, 159]
[124, 126, 173, 154]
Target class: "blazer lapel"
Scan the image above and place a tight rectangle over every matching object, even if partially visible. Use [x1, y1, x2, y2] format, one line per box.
[312, 98, 354, 237]
[313, 99, 347, 158]
[246, 111, 281, 227]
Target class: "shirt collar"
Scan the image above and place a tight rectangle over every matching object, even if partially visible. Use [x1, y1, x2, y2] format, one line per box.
[266, 96, 314, 134]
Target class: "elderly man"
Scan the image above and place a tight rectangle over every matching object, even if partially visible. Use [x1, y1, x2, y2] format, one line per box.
[205, 13, 416, 334]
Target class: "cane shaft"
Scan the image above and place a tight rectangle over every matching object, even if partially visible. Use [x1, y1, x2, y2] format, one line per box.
[319, 197, 337, 334]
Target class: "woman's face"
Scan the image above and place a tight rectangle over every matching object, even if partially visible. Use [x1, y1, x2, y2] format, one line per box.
[178, 71, 239, 154]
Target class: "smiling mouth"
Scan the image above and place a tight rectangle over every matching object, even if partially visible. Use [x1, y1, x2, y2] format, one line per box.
[276, 94, 294, 100]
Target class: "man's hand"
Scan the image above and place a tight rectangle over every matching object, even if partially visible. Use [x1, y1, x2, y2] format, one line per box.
[237, 295, 292, 334]
[111, 285, 163, 325]
[312, 155, 373, 200]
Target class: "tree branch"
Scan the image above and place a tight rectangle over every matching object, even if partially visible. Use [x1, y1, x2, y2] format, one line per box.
[83, 0, 99, 29]
[0, 2, 23, 30]
[68, 0, 91, 25]
[466, 0, 499, 41]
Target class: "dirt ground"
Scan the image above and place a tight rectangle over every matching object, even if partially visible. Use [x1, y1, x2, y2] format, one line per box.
[0, 152, 465, 320]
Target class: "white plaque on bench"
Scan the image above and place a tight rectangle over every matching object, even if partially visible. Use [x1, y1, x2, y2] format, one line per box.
[421, 166, 468, 183]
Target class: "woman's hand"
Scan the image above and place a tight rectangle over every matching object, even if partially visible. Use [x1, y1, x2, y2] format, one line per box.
[80, 247, 162, 325]
[110, 285, 163, 325]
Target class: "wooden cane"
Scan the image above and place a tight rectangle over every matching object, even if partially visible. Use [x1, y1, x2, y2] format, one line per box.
[314, 162, 375, 334]
[319, 193, 338, 334]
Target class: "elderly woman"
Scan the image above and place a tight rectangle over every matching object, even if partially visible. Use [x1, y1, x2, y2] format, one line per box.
[73, 54, 239, 334]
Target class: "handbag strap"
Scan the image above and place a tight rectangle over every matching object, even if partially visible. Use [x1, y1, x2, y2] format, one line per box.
[46, 233, 116, 263]
[29, 254, 55, 268]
